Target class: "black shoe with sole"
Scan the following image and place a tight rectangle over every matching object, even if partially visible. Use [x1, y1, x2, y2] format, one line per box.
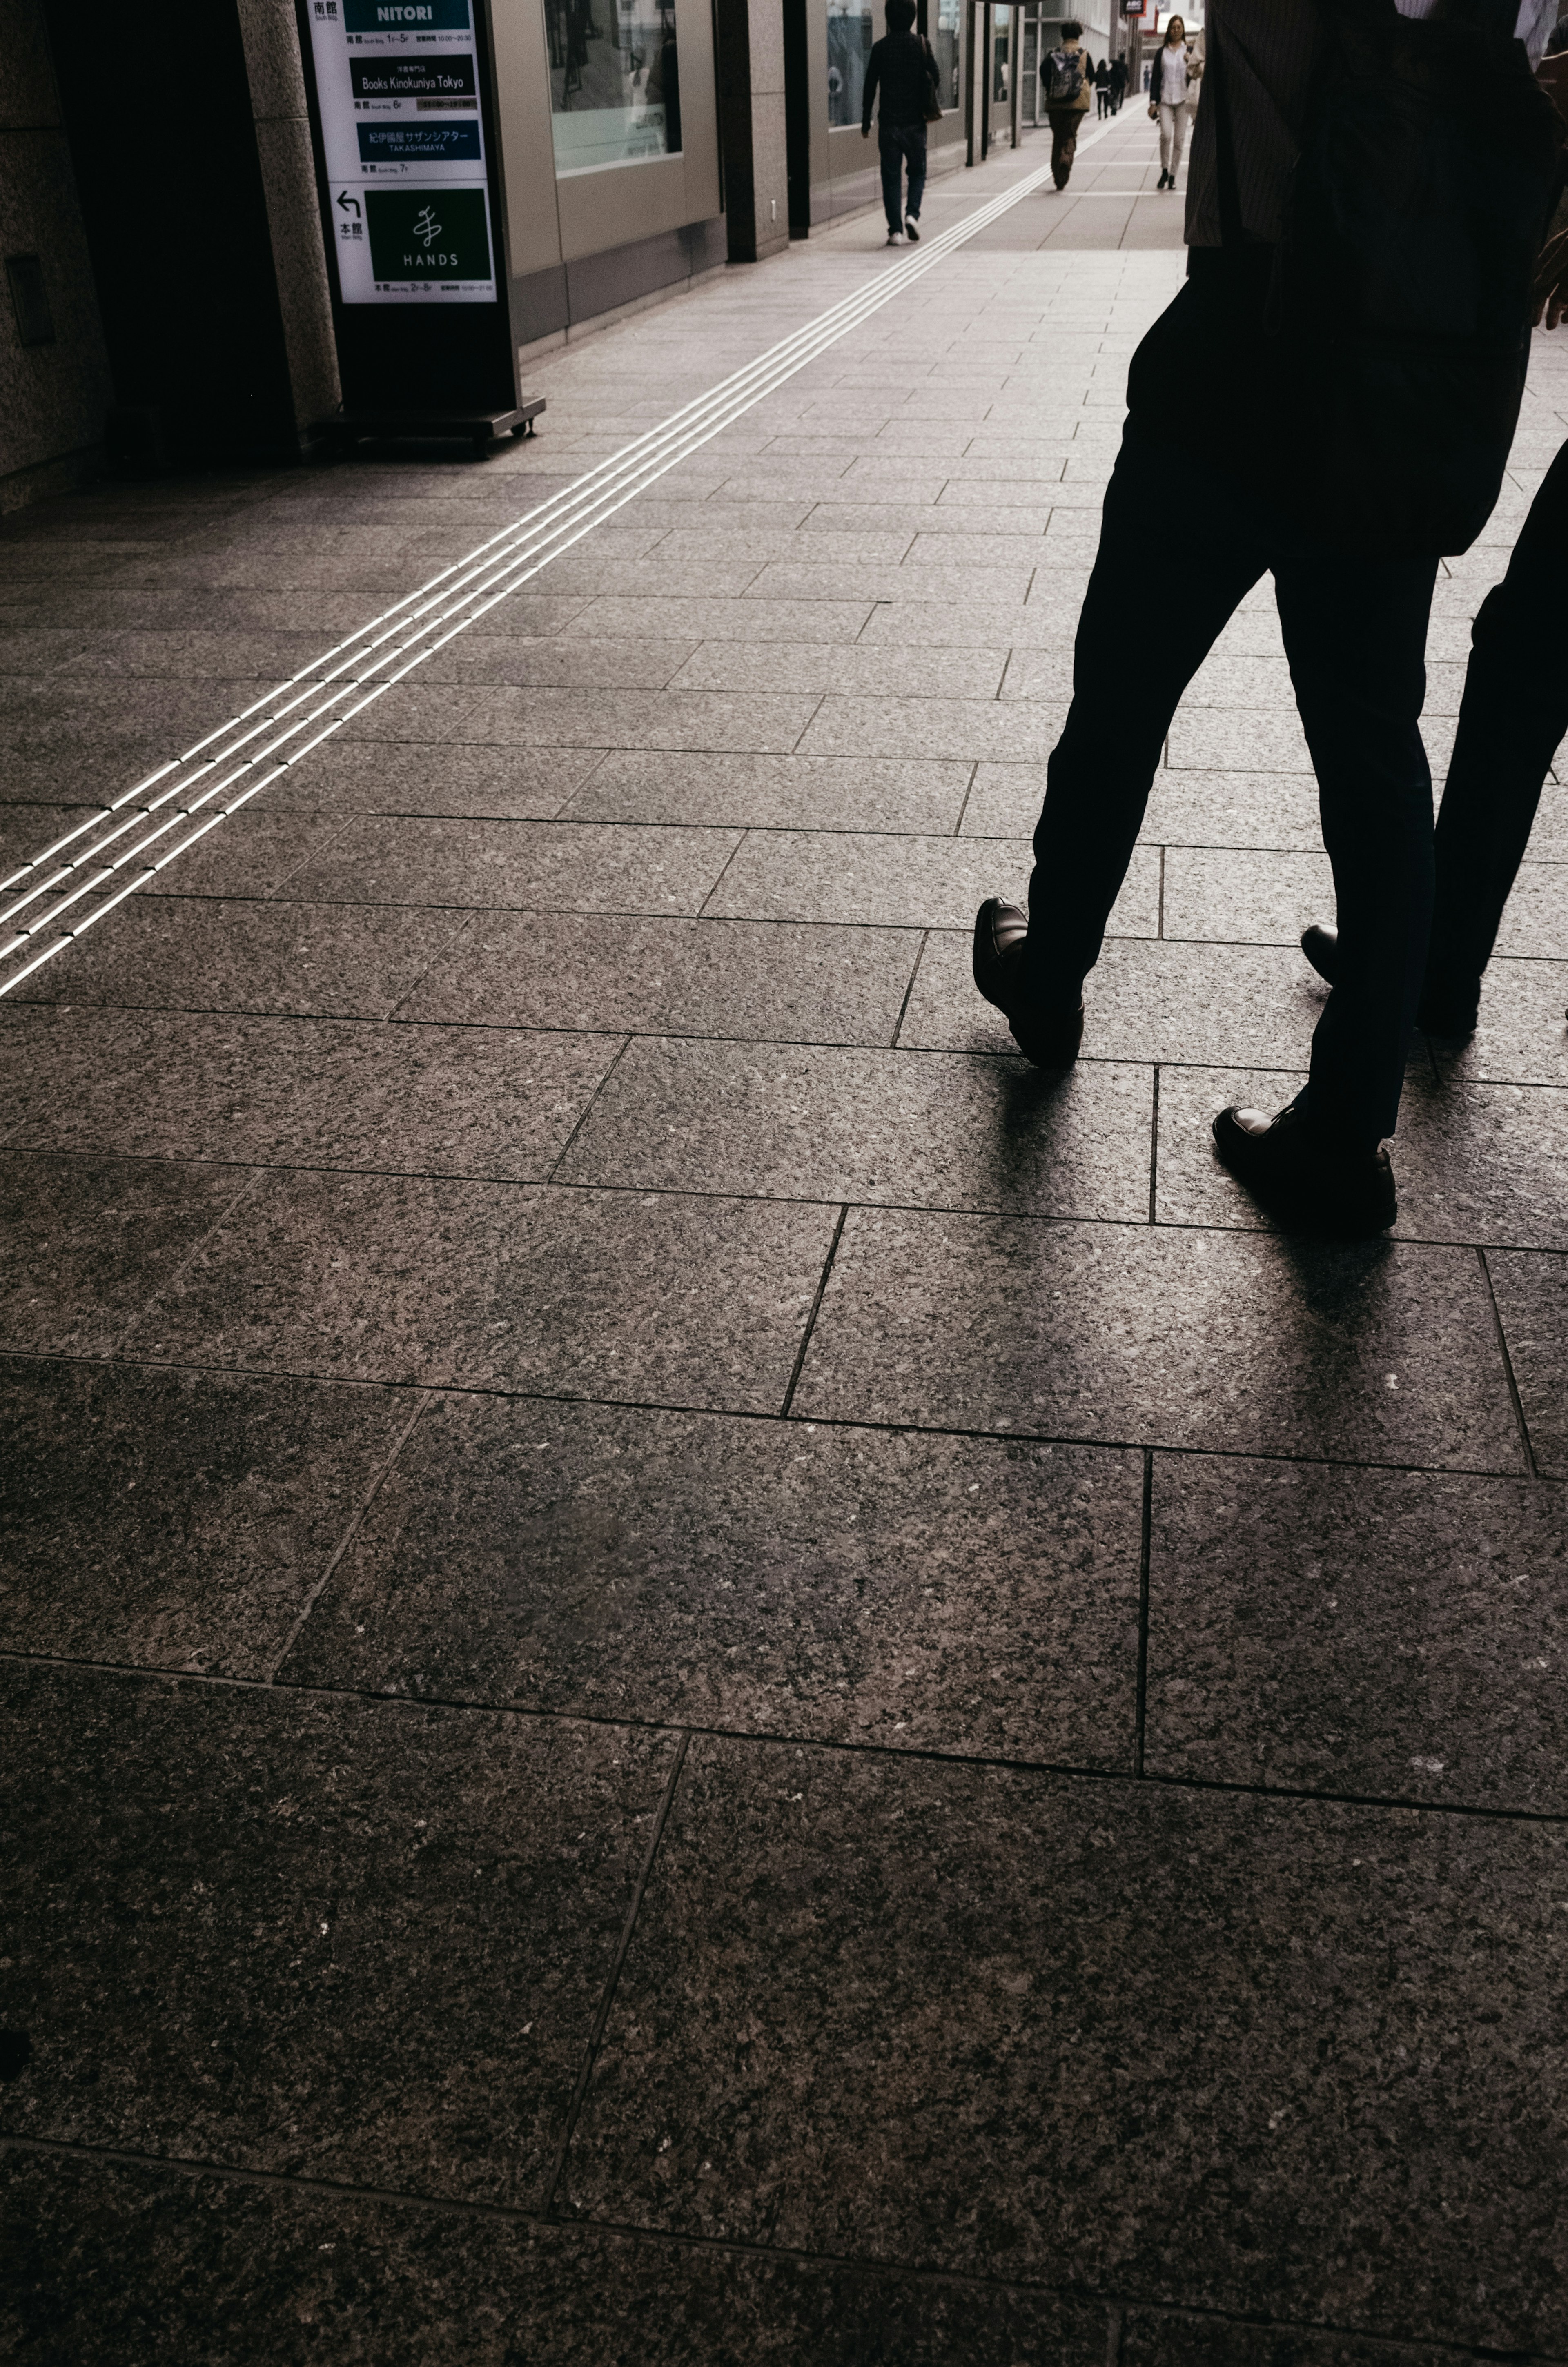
[905, 216, 920, 240]
[1212, 1101, 1396, 1238]
[1300, 922, 1481, 1037]
[972, 898, 1084, 1067]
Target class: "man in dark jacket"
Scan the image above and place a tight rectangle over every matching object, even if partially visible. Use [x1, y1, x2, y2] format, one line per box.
[862, 0, 940, 246]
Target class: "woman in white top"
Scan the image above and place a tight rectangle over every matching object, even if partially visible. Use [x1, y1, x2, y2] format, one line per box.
[1148, 16, 1195, 191]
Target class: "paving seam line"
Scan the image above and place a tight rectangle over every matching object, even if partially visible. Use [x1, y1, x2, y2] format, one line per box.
[0, 118, 1123, 1002]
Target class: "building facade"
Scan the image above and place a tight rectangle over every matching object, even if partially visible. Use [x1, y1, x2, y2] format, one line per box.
[0, 0, 1031, 511]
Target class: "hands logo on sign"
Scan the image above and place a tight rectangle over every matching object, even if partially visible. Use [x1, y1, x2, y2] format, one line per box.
[412, 204, 441, 245]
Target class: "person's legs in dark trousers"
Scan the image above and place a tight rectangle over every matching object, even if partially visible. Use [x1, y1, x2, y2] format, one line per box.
[878, 125, 907, 233]
[902, 121, 928, 220]
[1425, 437, 1568, 990]
[1048, 107, 1080, 187]
[1020, 437, 1438, 1150]
[1020, 439, 1266, 1003]
[1275, 546, 1438, 1146]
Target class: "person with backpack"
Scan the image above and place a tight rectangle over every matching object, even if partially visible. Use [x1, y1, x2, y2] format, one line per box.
[1096, 57, 1113, 118]
[1147, 15, 1196, 190]
[861, 0, 942, 245]
[1044, 20, 1093, 189]
[1033, 24, 1080, 187]
[972, 0, 1561, 1239]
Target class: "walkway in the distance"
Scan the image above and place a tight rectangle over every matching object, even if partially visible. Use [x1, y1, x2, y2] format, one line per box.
[3, 104, 1568, 2367]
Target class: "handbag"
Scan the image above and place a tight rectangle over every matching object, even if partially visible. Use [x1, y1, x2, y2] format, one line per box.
[922, 37, 942, 122]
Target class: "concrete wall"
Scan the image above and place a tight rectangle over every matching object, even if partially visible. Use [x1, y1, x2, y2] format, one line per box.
[0, 0, 111, 512]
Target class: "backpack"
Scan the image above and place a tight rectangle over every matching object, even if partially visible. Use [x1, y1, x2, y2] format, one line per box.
[1046, 48, 1083, 107]
[1212, 0, 1563, 554]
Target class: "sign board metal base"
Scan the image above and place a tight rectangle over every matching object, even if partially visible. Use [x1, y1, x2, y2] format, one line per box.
[319, 397, 545, 456]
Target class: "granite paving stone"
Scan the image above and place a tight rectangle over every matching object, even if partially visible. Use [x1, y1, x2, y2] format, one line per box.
[121, 1169, 835, 1407]
[557, 1036, 1154, 1221]
[792, 1207, 1521, 1469]
[797, 694, 1070, 764]
[557, 750, 971, 835]
[139, 812, 361, 902]
[415, 636, 700, 691]
[5, 1008, 621, 1179]
[338, 685, 820, 756]
[708, 832, 1159, 934]
[665, 643, 1007, 697]
[0, 1359, 411, 1679]
[0, 2153, 1113, 2367]
[1143, 1454, 1568, 1811]
[563, 594, 877, 645]
[282, 1395, 1142, 1763]
[1156, 1063, 1568, 1252]
[258, 739, 595, 819]
[1432, 958, 1568, 1089]
[560, 1736, 1568, 2351]
[18, 897, 470, 1020]
[1491, 862, 1568, 961]
[1120, 2312, 1462, 2367]
[278, 816, 744, 916]
[0, 1150, 251, 1358]
[900, 932, 1321, 1069]
[1162, 847, 1334, 946]
[398, 911, 921, 1044]
[1485, 1248, 1568, 1479]
[0, 1661, 675, 2204]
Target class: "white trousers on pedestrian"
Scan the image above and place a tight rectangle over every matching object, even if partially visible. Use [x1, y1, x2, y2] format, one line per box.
[1158, 100, 1189, 177]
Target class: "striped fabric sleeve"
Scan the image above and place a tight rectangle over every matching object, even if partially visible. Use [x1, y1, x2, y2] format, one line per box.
[1184, 0, 1327, 249]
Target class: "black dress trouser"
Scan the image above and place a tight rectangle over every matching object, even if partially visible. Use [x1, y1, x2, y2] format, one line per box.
[1019, 432, 1439, 1149]
[1425, 437, 1568, 989]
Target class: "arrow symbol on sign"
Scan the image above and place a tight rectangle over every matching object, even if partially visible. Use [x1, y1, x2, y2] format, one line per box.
[336, 189, 361, 217]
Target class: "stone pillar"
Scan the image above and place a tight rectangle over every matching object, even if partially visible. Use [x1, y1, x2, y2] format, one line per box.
[0, 0, 112, 510]
[716, 0, 791, 265]
[42, 0, 337, 468]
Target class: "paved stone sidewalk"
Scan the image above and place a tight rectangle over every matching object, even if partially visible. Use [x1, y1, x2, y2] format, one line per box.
[3, 109, 1568, 2364]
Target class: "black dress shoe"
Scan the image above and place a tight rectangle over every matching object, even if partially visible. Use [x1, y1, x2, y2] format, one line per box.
[972, 898, 1085, 1068]
[1300, 921, 1480, 1037]
[1213, 1101, 1396, 1238]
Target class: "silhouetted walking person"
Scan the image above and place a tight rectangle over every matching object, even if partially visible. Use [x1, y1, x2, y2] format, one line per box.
[862, 0, 940, 245]
[973, 0, 1559, 1238]
[1044, 20, 1092, 190]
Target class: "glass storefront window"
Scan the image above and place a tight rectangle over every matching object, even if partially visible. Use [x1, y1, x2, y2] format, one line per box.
[547, 0, 682, 176]
[992, 3, 1011, 105]
[827, 0, 873, 129]
[931, 0, 961, 109]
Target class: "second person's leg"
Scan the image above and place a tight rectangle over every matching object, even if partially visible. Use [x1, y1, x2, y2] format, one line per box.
[1426, 439, 1568, 1002]
[903, 124, 928, 223]
[1276, 543, 1439, 1147]
[878, 127, 904, 234]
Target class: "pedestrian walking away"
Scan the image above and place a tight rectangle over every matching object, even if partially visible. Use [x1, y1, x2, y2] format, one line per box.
[972, 0, 1561, 1240]
[1109, 50, 1127, 112]
[1298, 217, 1568, 1040]
[861, 0, 941, 245]
[1095, 56, 1112, 118]
[1148, 13, 1197, 187]
[1044, 19, 1092, 189]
